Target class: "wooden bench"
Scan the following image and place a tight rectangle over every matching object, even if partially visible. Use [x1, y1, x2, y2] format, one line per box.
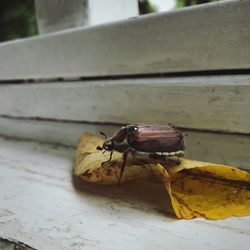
[0, 0, 249, 249]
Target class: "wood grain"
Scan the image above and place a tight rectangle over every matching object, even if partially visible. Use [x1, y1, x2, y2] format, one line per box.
[0, 138, 250, 249]
[0, 0, 249, 80]
[0, 117, 249, 170]
[0, 76, 249, 133]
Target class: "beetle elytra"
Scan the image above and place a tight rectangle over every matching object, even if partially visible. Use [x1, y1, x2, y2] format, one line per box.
[97, 124, 185, 184]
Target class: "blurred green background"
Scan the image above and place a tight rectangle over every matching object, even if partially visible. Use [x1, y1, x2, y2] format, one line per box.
[0, 0, 37, 42]
[0, 0, 216, 43]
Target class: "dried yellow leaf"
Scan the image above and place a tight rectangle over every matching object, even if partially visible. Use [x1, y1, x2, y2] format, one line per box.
[74, 133, 250, 220]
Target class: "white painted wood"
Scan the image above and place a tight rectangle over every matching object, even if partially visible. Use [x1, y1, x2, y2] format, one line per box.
[0, 117, 118, 147]
[0, 138, 250, 249]
[0, 76, 249, 133]
[185, 130, 250, 170]
[0, 0, 249, 80]
[0, 117, 249, 170]
[35, 0, 89, 34]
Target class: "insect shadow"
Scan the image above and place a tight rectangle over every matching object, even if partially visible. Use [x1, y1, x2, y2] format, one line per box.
[72, 173, 176, 219]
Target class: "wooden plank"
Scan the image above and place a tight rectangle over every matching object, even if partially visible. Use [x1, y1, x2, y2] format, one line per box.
[0, 75, 250, 133]
[0, 117, 118, 147]
[1, 138, 250, 250]
[0, 0, 249, 80]
[0, 118, 249, 170]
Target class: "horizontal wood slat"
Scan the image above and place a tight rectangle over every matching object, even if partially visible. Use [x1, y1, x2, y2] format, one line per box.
[0, 117, 249, 169]
[0, 0, 249, 80]
[0, 75, 249, 133]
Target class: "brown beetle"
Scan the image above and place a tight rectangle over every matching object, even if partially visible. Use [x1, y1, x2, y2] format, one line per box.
[97, 124, 185, 184]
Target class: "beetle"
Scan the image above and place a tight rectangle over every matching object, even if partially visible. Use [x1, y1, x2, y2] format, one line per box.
[96, 124, 185, 184]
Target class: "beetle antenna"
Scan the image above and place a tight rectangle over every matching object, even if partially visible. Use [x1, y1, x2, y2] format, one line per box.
[102, 150, 106, 154]
[100, 131, 107, 139]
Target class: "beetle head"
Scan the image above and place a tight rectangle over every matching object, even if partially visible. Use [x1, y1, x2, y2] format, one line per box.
[96, 131, 114, 152]
[96, 138, 114, 152]
[102, 138, 114, 151]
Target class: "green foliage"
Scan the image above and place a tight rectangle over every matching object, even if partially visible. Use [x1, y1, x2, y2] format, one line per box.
[139, 0, 158, 15]
[0, 0, 220, 43]
[175, 0, 218, 8]
[0, 0, 37, 42]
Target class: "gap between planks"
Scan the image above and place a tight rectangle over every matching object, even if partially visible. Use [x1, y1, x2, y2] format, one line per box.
[0, 0, 249, 80]
[0, 76, 250, 134]
[0, 117, 249, 170]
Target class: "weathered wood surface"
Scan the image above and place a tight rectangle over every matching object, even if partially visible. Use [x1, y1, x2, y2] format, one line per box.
[0, 0, 249, 80]
[0, 138, 250, 250]
[0, 75, 249, 133]
[0, 117, 249, 170]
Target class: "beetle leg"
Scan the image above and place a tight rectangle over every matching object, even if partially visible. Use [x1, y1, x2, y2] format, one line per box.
[148, 154, 181, 167]
[167, 157, 181, 165]
[101, 151, 113, 167]
[118, 150, 129, 185]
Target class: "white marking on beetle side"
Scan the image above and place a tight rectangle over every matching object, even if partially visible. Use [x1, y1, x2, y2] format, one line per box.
[156, 152, 170, 156]
[134, 150, 184, 156]
[162, 152, 170, 156]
